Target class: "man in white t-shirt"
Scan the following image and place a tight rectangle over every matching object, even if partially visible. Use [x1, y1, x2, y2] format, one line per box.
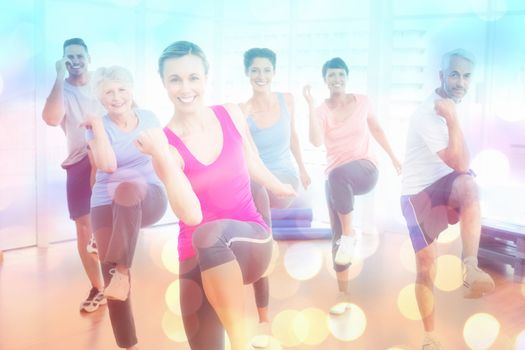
[400, 49, 495, 350]
[42, 38, 105, 312]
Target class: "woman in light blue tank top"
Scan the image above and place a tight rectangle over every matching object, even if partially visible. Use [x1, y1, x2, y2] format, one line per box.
[239, 47, 312, 348]
[240, 48, 311, 210]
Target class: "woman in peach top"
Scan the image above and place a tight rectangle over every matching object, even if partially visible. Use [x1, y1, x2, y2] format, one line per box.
[303, 57, 401, 314]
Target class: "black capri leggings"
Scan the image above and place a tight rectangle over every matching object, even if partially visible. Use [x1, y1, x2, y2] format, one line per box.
[325, 159, 378, 272]
[91, 182, 167, 348]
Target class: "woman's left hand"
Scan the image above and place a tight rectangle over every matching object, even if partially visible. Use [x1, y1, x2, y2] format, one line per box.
[300, 169, 311, 189]
[392, 157, 402, 175]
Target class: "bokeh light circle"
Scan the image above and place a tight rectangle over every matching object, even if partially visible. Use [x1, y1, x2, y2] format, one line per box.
[294, 308, 330, 346]
[434, 255, 463, 291]
[397, 283, 433, 320]
[327, 303, 367, 341]
[471, 150, 510, 185]
[284, 242, 323, 281]
[161, 310, 187, 342]
[436, 223, 461, 244]
[161, 237, 179, 274]
[515, 330, 525, 350]
[272, 309, 302, 347]
[463, 313, 500, 349]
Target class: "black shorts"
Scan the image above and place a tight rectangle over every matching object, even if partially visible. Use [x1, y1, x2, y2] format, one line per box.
[65, 155, 92, 220]
[400, 170, 473, 252]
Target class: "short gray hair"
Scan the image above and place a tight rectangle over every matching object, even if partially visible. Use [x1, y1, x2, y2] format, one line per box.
[92, 65, 134, 97]
[441, 49, 476, 71]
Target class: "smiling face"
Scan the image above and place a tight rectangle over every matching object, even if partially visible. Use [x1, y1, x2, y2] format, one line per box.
[64, 44, 90, 77]
[98, 80, 133, 117]
[161, 54, 207, 114]
[247, 57, 275, 92]
[439, 55, 474, 102]
[324, 68, 347, 94]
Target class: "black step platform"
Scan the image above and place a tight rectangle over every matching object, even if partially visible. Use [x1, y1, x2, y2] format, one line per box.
[480, 218, 525, 282]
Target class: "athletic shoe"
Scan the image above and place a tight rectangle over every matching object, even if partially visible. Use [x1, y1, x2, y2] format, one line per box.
[104, 268, 130, 301]
[251, 322, 271, 348]
[421, 334, 441, 350]
[86, 236, 98, 254]
[329, 292, 352, 315]
[463, 264, 495, 298]
[334, 235, 357, 265]
[80, 287, 106, 313]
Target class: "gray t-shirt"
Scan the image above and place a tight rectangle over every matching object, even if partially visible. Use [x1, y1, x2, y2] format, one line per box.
[401, 92, 456, 195]
[61, 79, 104, 168]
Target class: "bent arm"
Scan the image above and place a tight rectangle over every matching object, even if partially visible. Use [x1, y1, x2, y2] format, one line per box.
[434, 99, 470, 172]
[437, 119, 470, 172]
[42, 58, 70, 126]
[287, 95, 311, 187]
[302, 85, 323, 147]
[86, 118, 117, 173]
[151, 148, 202, 225]
[136, 128, 202, 225]
[367, 112, 401, 173]
[42, 78, 66, 126]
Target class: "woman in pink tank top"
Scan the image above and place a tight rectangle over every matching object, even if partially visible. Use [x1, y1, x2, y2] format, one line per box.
[136, 41, 295, 350]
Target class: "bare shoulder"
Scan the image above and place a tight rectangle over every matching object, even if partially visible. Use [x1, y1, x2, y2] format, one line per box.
[223, 103, 246, 131]
[237, 101, 250, 117]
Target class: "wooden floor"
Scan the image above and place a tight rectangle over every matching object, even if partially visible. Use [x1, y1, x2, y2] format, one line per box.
[1, 225, 524, 350]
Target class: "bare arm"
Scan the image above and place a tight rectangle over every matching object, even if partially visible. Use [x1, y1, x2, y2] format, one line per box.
[136, 128, 202, 225]
[84, 117, 117, 173]
[435, 99, 470, 172]
[42, 58, 69, 126]
[367, 112, 402, 174]
[302, 85, 324, 147]
[225, 103, 296, 198]
[287, 94, 311, 188]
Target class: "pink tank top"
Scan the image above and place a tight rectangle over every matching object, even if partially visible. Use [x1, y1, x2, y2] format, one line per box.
[164, 105, 269, 261]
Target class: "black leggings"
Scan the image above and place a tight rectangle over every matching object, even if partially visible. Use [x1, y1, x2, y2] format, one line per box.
[91, 182, 167, 348]
[180, 183, 272, 349]
[325, 160, 378, 272]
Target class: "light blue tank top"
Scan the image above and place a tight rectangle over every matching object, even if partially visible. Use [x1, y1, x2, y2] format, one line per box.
[247, 93, 297, 178]
[86, 109, 164, 207]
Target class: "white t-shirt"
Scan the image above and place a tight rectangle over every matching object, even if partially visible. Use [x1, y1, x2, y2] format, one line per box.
[61, 79, 104, 168]
[401, 92, 455, 195]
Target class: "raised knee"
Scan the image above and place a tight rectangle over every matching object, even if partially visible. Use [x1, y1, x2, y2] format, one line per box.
[453, 175, 479, 201]
[113, 182, 144, 206]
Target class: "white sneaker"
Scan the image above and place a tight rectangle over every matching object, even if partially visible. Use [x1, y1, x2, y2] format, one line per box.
[334, 235, 357, 265]
[86, 236, 98, 254]
[104, 268, 130, 301]
[421, 333, 441, 350]
[251, 322, 270, 348]
[329, 293, 352, 315]
[463, 264, 495, 298]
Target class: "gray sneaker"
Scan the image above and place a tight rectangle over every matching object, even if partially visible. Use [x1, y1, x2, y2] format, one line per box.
[80, 287, 106, 313]
[463, 264, 495, 298]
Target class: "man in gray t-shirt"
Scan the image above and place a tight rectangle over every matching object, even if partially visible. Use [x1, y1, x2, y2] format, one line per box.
[400, 49, 495, 349]
[42, 38, 105, 312]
